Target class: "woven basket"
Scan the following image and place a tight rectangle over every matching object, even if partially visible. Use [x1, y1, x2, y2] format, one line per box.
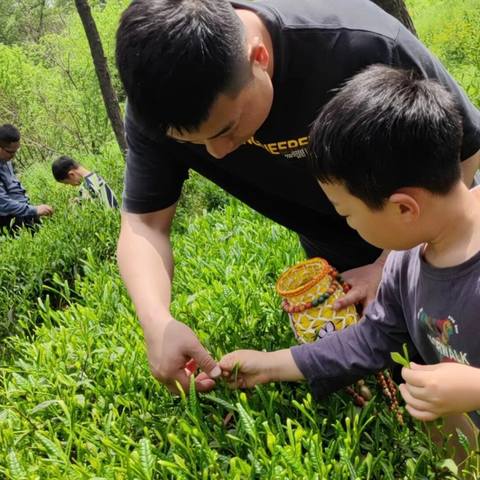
[276, 257, 359, 343]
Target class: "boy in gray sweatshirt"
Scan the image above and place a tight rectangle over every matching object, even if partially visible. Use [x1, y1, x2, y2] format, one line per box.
[220, 65, 480, 453]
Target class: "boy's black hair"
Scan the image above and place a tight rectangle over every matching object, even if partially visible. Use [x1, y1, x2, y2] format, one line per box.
[309, 65, 463, 210]
[0, 124, 21, 148]
[116, 0, 252, 137]
[52, 156, 80, 181]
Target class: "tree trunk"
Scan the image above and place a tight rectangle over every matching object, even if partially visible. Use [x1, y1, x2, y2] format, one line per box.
[371, 0, 417, 37]
[74, 0, 127, 158]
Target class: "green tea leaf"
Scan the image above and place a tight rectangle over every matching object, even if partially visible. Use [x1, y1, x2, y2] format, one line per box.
[436, 459, 458, 475]
[390, 352, 409, 368]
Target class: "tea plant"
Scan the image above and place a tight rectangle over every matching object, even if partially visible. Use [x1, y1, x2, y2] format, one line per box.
[1, 164, 478, 479]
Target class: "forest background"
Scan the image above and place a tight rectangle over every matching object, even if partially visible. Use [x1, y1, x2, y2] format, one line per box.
[1, 0, 479, 478]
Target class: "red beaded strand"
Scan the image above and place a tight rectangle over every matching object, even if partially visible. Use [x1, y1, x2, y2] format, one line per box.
[345, 385, 367, 407]
[376, 371, 404, 424]
[281, 267, 350, 314]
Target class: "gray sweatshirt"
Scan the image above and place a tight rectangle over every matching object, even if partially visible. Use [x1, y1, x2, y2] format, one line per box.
[0, 161, 37, 217]
[291, 245, 480, 428]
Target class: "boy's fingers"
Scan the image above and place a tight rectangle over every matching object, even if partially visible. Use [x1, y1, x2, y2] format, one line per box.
[218, 354, 236, 371]
[227, 375, 245, 389]
[219, 351, 248, 370]
[405, 404, 438, 422]
[409, 362, 437, 371]
[401, 366, 427, 387]
[399, 384, 431, 410]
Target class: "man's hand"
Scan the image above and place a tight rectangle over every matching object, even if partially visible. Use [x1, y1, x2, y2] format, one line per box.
[333, 260, 385, 312]
[36, 204, 54, 216]
[219, 349, 303, 389]
[143, 317, 221, 395]
[399, 362, 480, 421]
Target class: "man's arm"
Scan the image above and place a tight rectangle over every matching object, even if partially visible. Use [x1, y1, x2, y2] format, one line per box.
[117, 205, 220, 394]
[461, 149, 480, 187]
[0, 182, 37, 217]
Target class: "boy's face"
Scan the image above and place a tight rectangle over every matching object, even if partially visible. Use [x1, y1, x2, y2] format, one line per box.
[320, 181, 419, 251]
[59, 171, 82, 186]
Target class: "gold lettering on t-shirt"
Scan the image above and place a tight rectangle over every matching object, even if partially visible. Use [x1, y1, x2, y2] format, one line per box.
[247, 136, 309, 157]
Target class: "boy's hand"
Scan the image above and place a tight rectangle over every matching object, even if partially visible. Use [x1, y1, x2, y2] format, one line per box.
[219, 350, 271, 388]
[399, 362, 480, 421]
[219, 349, 304, 389]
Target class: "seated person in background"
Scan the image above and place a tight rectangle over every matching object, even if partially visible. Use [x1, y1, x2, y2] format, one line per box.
[52, 156, 119, 208]
[220, 66, 480, 460]
[0, 124, 53, 235]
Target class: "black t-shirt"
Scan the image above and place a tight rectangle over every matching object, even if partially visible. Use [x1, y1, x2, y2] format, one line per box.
[123, 0, 480, 270]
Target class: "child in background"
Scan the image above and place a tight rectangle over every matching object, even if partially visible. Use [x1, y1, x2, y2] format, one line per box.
[219, 65, 480, 458]
[52, 156, 119, 208]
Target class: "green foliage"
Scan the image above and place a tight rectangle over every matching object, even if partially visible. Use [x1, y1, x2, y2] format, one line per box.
[407, 0, 480, 108]
[0, 0, 67, 46]
[1, 161, 479, 478]
[0, 152, 121, 340]
[0, 0, 479, 477]
[0, 0, 128, 169]
[174, 173, 232, 234]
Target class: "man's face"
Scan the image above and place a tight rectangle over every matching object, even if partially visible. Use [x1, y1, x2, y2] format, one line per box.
[0, 140, 21, 163]
[167, 71, 274, 159]
[320, 181, 418, 251]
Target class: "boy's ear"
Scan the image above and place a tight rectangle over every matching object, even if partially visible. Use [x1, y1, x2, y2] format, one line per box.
[389, 193, 420, 221]
[248, 37, 269, 70]
[68, 170, 76, 179]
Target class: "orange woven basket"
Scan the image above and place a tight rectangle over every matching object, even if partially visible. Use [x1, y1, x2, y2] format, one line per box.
[276, 257, 359, 343]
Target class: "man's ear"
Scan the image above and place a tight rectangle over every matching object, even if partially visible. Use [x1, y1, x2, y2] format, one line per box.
[248, 36, 269, 70]
[389, 193, 420, 222]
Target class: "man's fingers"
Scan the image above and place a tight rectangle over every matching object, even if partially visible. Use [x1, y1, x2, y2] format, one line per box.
[184, 358, 197, 376]
[189, 344, 221, 379]
[333, 288, 363, 311]
[164, 377, 189, 396]
[195, 372, 217, 392]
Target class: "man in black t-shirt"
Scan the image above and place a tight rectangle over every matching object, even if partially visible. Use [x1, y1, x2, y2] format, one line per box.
[115, 0, 480, 394]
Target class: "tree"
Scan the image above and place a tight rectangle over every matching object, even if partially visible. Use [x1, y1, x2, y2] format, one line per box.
[0, 0, 65, 45]
[74, 0, 127, 158]
[371, 0, 417, 37]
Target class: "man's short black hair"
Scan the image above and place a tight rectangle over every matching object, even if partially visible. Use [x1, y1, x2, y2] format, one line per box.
[52, 156, 80, 181]
[0, 124, 21, 148]
[309, 65, 463, 210]
[116, 0, 252, 137]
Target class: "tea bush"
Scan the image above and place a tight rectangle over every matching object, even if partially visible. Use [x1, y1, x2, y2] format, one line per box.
[1, 0, 480, 477]
[1, 161, 478, 479]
